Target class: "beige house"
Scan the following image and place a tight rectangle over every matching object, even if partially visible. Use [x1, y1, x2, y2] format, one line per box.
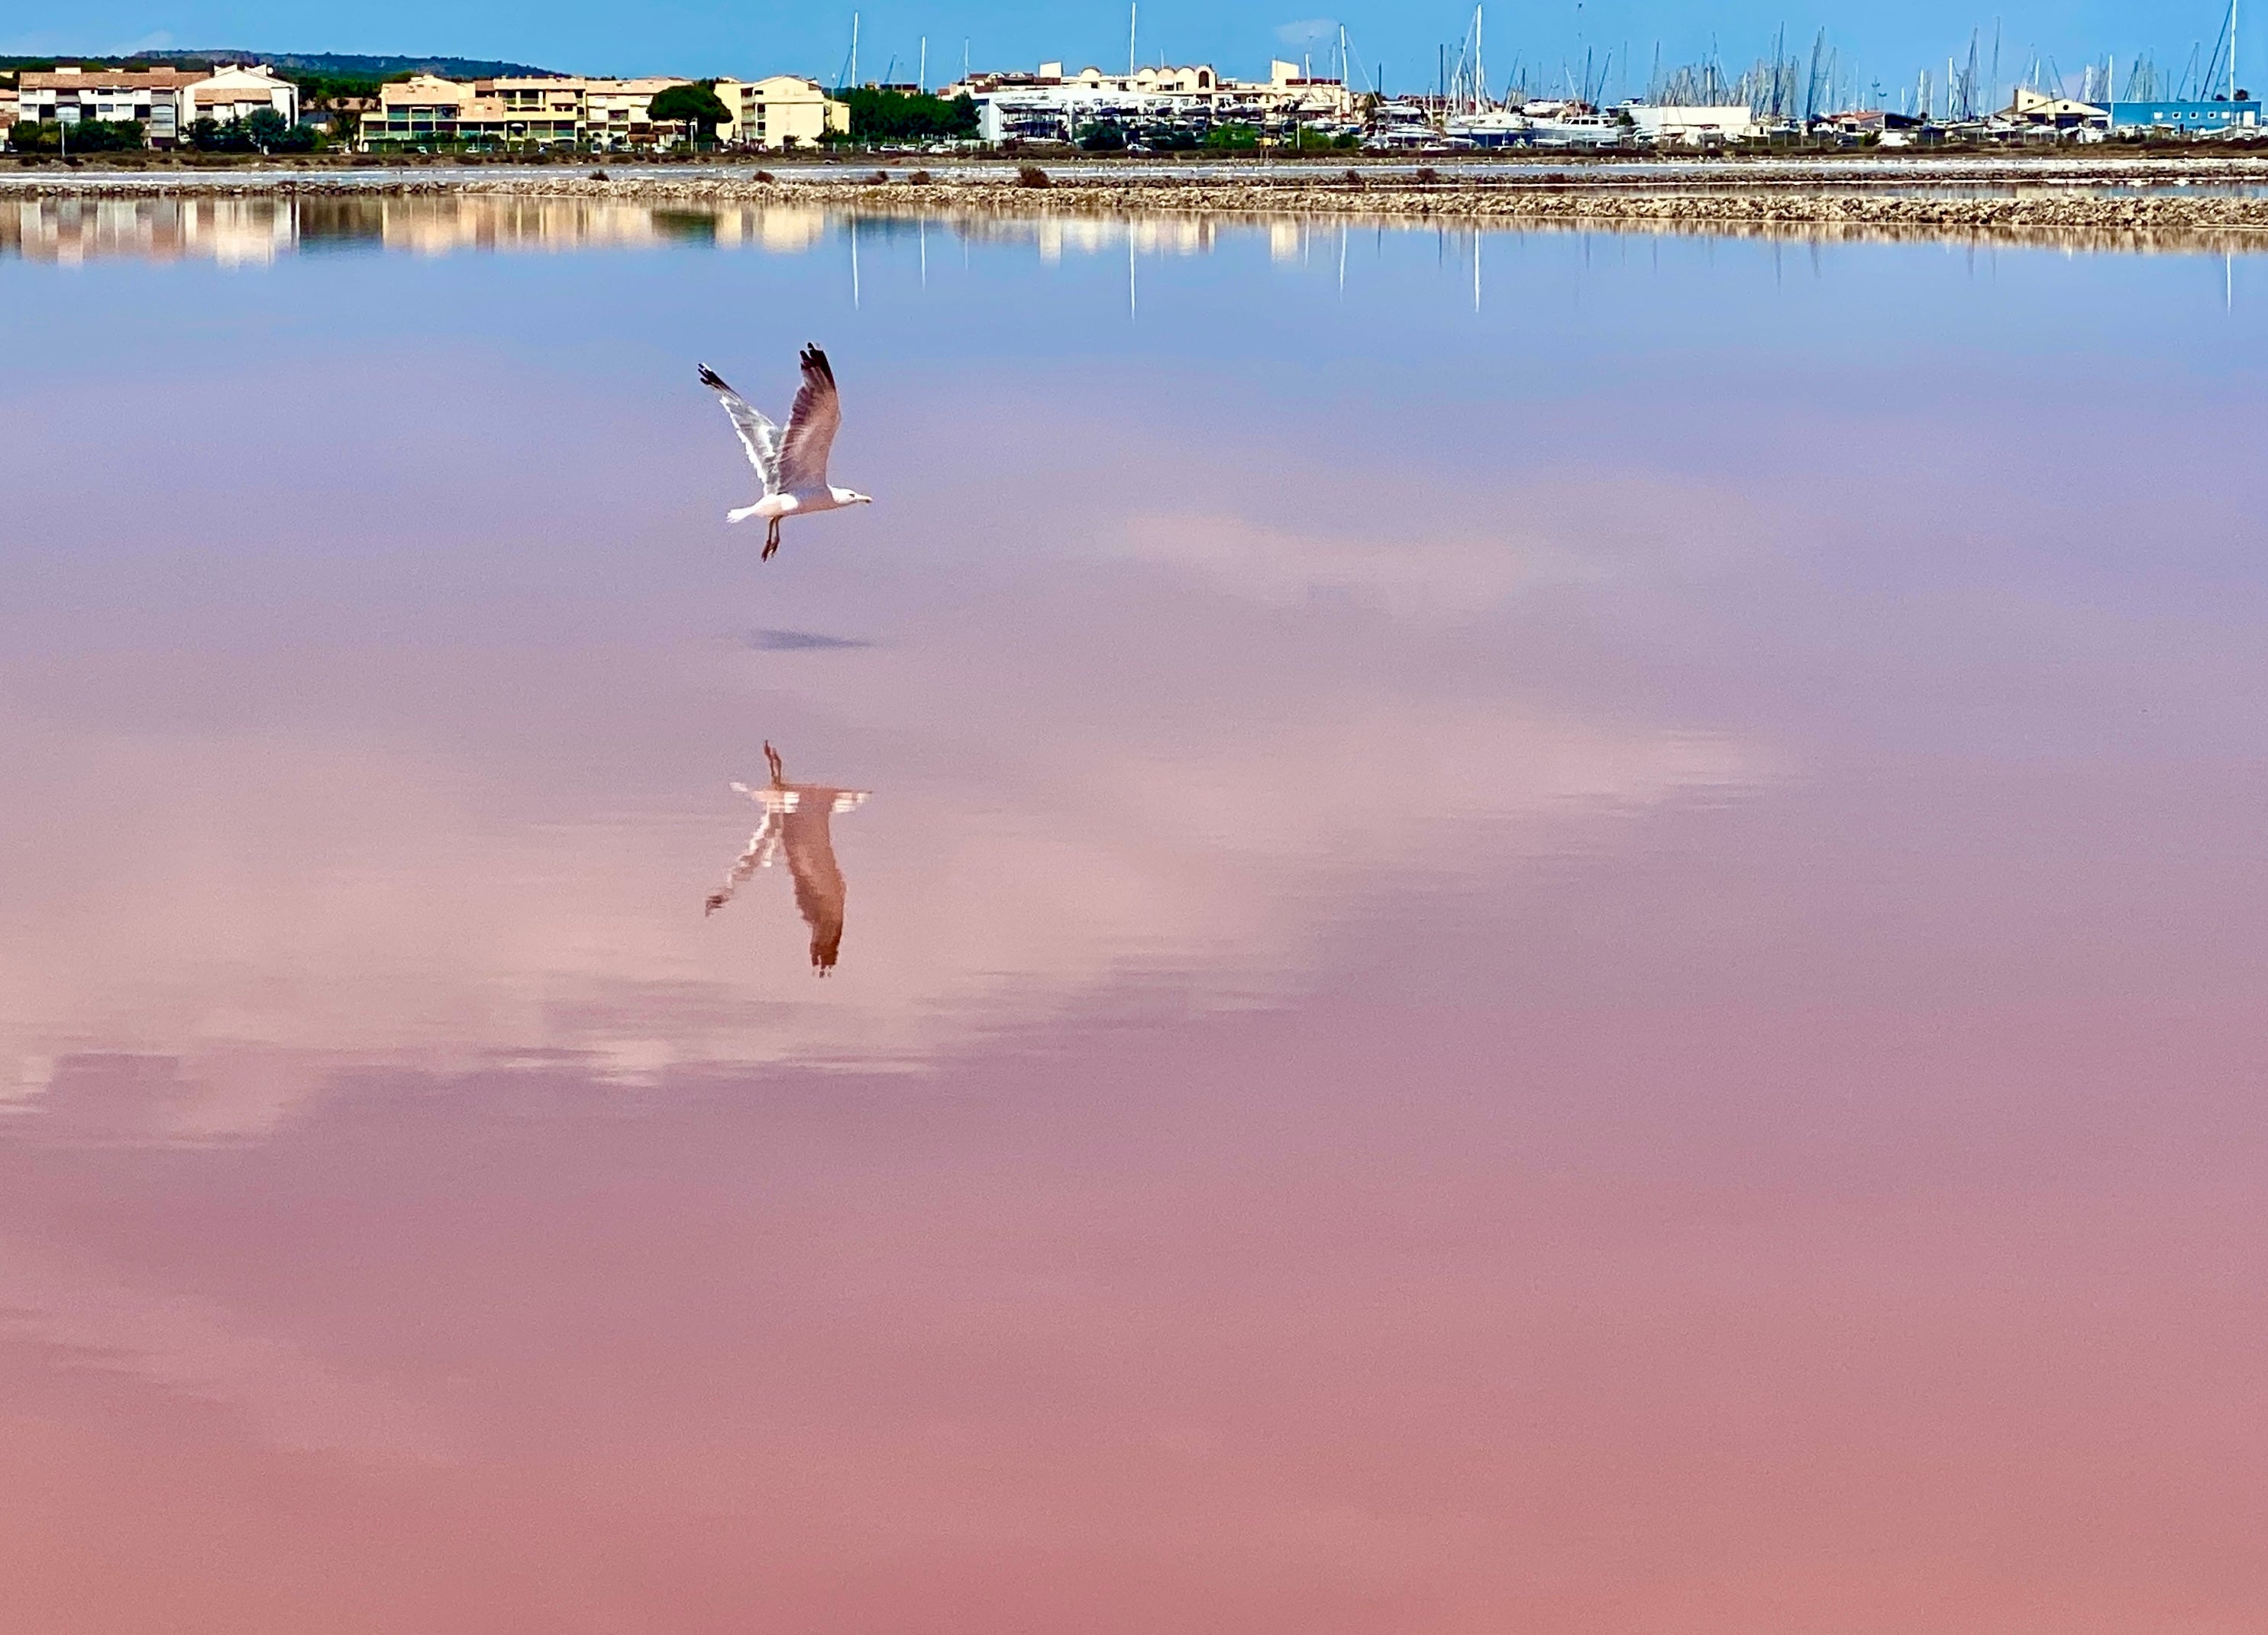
[354, 70, 861, 151]
[479, 76, 589, 145]
[1131, 64, 1218, 95]
[360, 73, 691, 150]
[360, 74, 476, 144]
[2002, 86, 2108, 129]
[584, 76, 693, 149]
[187, 63, 300, 127]
[1249, 59, 1356, 118]
[715, 76, 849, 150]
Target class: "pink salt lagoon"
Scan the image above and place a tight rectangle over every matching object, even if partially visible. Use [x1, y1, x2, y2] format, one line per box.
[1, 199, 2264, 1632]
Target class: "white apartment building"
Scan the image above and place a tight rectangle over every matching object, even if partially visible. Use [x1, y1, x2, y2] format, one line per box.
[714, 76, 850, 150]
[11, 63, 296, 146]
[1622, 104, 1759, 144]
[14, 67, 202, 144]
[945, 57, 1354, 144]
[189, 64, 301, 127]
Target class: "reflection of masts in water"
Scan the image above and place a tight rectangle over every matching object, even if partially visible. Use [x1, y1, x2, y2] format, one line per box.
[706, 742, 871, 974]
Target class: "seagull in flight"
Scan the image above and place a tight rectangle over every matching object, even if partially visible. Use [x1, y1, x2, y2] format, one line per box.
[698, 346, 873, 560]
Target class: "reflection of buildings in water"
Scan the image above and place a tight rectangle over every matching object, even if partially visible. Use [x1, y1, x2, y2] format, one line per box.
[371, 198, 830, 255]
[719, 204, 828, 252]
[380, 197, 674, 254]
[706, 742, 869, 974]
[1029, 212, 1216, 263]
[0, 197, 294, 265]
[8, 192, 2250, 268]
[0, 196, 841, 262]
[348, 197, 821, 256]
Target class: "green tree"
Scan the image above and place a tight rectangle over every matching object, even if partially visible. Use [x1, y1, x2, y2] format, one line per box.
[15, 118, 147, 153]
[647, 82, 732, 147]
[286, 71, 383, 105]
[244, 106, 290, 148]
[187, 115, 245, 151]
[1203, 121, 1261, 150]
[841, 87, 979, 143]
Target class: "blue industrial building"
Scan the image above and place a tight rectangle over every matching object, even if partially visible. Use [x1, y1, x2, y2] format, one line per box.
[2107, 97, 2263, 132]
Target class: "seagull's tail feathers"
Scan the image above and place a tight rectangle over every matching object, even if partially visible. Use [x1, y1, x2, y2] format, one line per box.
[727, 503, 765, 525]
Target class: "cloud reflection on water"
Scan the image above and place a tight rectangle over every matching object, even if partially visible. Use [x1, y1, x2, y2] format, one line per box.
[0, 614, 1752, 1142]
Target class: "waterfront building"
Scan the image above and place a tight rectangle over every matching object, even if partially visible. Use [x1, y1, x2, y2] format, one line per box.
[360, 74, 483, 145]
[713, 76, 850, 150]
[2001, 86, 2108, 131]
[2106, 97, 2263, 134]
[187, 64, 300, 128]
[11, 63, 296, 147]
[14, 66, 204, 145]
[1814, 108, 1926, 142]
[583, 78, 693, 150]
[1623, 104, 1759, 144]
[943, 57, 1352, 146]
[478, 77, 590, 146]
[360, 75, 693, 150]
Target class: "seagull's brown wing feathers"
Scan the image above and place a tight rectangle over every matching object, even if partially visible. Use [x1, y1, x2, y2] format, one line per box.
[777, 344, 842, 494]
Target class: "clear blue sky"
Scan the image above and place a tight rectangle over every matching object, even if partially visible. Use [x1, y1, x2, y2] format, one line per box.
[4, 1, 2249, 100]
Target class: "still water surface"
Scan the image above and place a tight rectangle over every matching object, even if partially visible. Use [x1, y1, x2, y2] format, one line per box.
[4, 200, 2267, 1632]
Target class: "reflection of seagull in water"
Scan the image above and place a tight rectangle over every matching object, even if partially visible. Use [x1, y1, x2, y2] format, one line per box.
[706, 742, 871, 974]
[698, 346, 874, 561]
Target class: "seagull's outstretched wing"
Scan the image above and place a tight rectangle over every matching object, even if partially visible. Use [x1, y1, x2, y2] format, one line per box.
[777, 344, 842, 494]
[699, 364, 781, 494]
[705, 782, 786, 916]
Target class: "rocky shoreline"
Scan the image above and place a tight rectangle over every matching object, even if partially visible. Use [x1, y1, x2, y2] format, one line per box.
[12, 167, 2268, 244]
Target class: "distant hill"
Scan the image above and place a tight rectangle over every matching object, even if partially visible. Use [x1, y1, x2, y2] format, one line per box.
[154, 50, 563, 78]
[0, 50, 563, 79]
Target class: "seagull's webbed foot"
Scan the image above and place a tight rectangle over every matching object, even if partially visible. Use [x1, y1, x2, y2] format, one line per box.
[762, 521, 781, 561]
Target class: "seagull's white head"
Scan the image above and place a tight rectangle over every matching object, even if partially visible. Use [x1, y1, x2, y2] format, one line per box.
[832, 487, 874, 506]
